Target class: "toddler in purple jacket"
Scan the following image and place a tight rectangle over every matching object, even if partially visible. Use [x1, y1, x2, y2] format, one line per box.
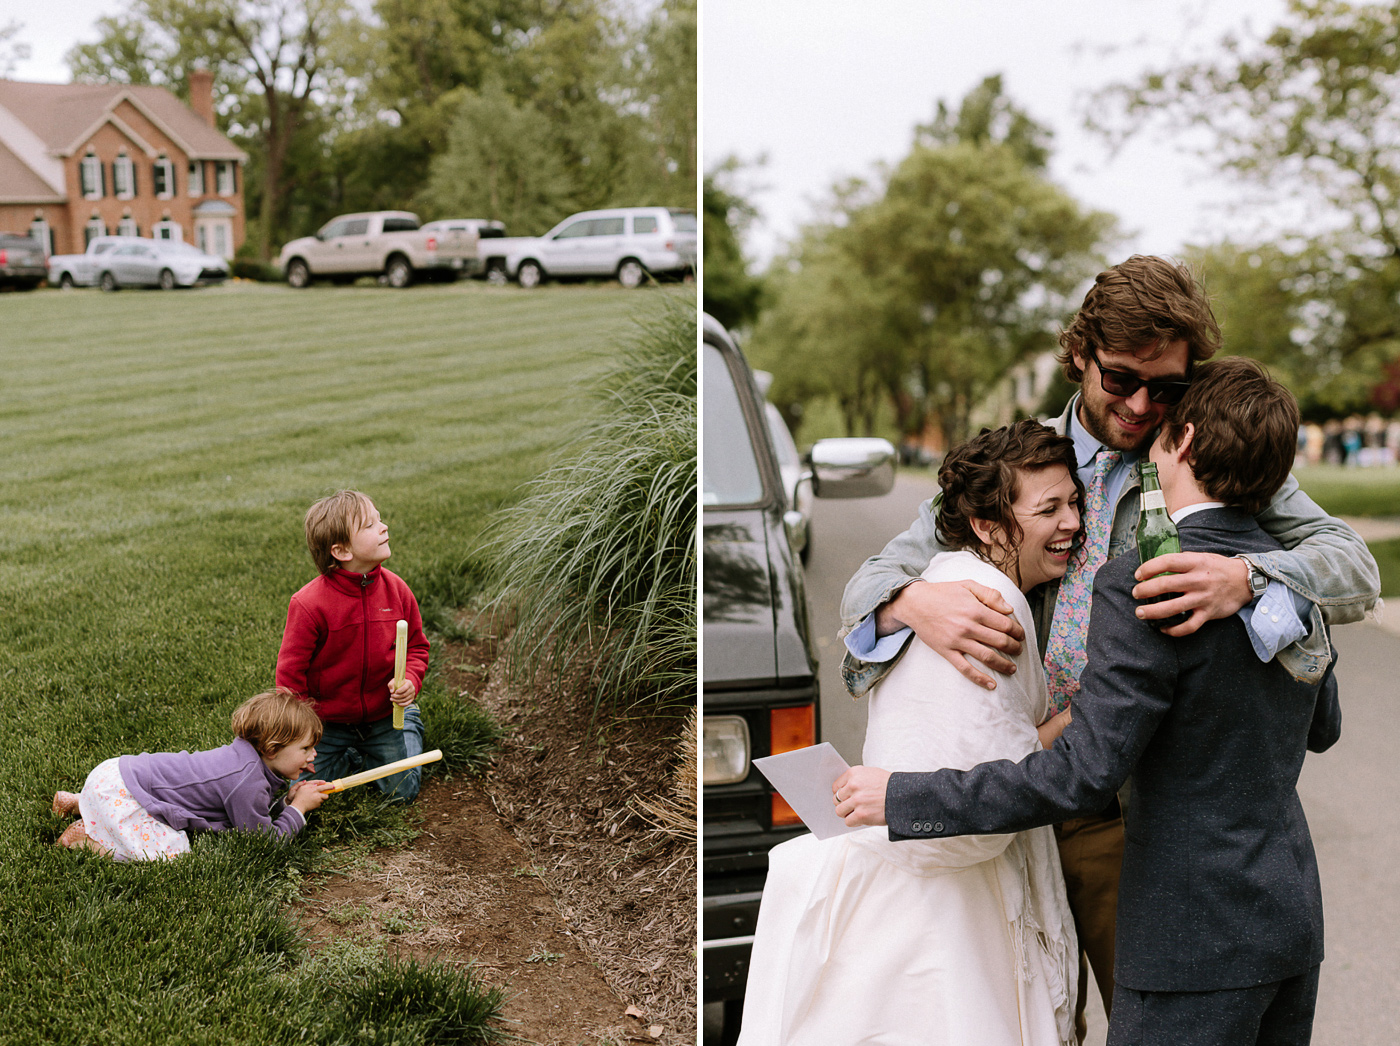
[52, 688, 333, 860]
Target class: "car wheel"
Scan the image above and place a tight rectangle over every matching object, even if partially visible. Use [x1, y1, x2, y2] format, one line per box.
[617, 258, 646, 289]
[386, 255, 413, 288]
[485, 261, 508, 286]
[99, 271, 118, 293]
[517, 260, 543, 289]
[58, 272, 75, 290]
[286, 259, 311, 289]
[158, 268, 176, 291]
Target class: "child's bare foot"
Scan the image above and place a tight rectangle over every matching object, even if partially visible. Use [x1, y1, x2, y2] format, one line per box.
[52, 791, 80, 817]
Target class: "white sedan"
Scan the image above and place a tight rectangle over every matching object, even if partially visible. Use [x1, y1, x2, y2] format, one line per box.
[96, 239, 229, 291]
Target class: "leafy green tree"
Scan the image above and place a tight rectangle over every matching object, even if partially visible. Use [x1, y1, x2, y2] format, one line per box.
[414, 80, 573, 233]
[751, 78, 1113, 446]
[702, 159, 764, 331]
[69, 0, 363, 260]
[1184, 239, 1400, 416]
[1093, 0, 1400, 258]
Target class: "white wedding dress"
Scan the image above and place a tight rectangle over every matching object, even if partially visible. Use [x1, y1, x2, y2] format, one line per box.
[737, 551, 1077, 1046]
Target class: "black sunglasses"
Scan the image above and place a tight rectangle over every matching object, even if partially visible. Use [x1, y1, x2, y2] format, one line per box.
[1083, 346, 1192, 405]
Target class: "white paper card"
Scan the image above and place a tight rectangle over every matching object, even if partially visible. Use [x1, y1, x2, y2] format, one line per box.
[753, 742, 862, 840]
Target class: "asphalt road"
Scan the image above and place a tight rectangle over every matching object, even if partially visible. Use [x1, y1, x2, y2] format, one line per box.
[803, 470, 1400, 1045]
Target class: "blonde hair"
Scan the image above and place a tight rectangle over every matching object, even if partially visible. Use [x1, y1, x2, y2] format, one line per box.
[304, 489, 372, 576]
[230, 688, 323, 757]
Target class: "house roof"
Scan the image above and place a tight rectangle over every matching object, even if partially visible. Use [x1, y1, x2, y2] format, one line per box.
[0, 138, 64, 204]
[0, 79, 248, 163]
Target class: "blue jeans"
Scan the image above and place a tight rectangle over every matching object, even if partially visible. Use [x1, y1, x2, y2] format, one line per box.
[305, 705, 424, 801]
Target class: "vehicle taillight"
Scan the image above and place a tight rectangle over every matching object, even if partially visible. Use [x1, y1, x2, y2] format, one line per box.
[426, 236, 437, 251]
[0, 250, 7, 265]
[770, 704, 815, 754]
[770, 704, 815, 827]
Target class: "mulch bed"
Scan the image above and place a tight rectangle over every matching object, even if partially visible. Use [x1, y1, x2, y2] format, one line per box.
[293, 625, 697, 1045]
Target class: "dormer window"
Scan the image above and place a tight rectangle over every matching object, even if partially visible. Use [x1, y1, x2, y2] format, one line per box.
[113, 153, 136, 199]
[80, 152, 104, 200]
[153, 155, 175, 198]
[188, 159, 204, 196]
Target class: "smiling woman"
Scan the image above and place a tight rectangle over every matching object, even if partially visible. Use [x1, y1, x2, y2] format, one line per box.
[736, 421, 1085, 1046]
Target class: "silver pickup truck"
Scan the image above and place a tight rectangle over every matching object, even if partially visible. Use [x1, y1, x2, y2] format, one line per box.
[277, 211, 477, 288]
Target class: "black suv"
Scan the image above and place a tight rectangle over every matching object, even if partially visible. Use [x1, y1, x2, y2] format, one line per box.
[702, 315, 894, 1042]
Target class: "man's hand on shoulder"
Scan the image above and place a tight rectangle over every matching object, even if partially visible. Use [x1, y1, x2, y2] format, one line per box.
[834, 766, 890, 827]
[1132, 552, 1251, 636]
[875, 579, 1025, 690]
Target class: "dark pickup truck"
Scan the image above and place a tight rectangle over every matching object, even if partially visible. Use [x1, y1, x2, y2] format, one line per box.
[702, 315, 895, 1042]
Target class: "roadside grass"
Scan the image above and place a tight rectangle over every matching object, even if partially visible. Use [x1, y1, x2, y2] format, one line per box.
[1293, 465, 1400, 518]
[1366, 538, 1400, 598]
[0, 280, 664, 1045]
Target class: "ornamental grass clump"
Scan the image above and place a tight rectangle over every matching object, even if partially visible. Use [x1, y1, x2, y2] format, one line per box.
[485, 296, 697, 720]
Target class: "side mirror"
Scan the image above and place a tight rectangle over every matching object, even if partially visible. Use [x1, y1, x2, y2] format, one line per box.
[809, 438, 897, 499]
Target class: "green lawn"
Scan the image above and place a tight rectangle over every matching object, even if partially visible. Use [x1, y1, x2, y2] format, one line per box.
[1293, 465, 1400, 518]
[0, 280, 670, 1045]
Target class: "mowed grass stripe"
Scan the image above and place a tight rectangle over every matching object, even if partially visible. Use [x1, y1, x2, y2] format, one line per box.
[0, 283, 681, 1044]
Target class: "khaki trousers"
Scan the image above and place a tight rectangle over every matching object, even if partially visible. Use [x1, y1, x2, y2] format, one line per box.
[1054, 804, 1125, 1044]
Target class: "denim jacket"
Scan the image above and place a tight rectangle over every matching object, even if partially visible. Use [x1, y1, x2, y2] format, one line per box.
[840, 398, 1381, 697]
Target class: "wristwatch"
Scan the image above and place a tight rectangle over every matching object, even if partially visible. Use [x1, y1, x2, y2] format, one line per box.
[1245, 560, 1270, 598]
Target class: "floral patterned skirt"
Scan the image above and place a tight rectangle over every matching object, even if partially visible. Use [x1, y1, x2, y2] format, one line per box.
[78, 757, 191, 861]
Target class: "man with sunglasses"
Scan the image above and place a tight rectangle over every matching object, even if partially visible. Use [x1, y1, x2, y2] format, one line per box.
[837, 254, 1379, 1041]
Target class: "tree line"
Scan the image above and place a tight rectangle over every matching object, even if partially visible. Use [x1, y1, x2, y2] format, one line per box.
[67, 0, 696, 261]
[709, 1, 1400, 444]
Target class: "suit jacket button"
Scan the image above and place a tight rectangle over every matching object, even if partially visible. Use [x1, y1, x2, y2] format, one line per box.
[933, 821, 944, 832]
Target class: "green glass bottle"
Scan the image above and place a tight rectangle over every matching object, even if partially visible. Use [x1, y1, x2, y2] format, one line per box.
[1137, 461, 1189, 629]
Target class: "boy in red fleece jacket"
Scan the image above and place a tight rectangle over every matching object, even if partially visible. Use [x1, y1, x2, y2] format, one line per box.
[276, 490, 430, 800]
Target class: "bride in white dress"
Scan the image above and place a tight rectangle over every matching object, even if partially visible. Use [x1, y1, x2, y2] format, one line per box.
[738, 421, 1085, 1046]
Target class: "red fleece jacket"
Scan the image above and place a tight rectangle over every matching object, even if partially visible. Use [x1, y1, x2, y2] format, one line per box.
[275, 566, 430, 725]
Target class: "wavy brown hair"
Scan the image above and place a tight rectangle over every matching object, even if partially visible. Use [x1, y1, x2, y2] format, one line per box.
[936, 420, 1084, 587]
[1057, 255, 1222, 381]
[1159, 356, 1299, 515]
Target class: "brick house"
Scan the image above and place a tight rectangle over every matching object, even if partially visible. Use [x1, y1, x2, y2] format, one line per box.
[0, 71, 247, 258]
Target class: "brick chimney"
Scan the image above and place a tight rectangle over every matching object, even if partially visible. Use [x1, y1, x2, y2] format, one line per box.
[188, 68, 214, 126]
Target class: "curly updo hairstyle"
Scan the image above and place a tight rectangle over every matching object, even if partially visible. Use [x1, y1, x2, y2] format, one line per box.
[936, 420, 1084, 587]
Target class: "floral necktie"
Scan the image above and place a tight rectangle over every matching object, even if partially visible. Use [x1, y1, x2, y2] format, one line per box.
[1044, 450, 1122, 714]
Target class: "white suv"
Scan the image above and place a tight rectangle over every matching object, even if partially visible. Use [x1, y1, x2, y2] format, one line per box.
[484, 206, 697, 288]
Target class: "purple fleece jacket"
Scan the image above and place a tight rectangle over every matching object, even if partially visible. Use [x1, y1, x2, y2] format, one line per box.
[119, 736, 305, 840]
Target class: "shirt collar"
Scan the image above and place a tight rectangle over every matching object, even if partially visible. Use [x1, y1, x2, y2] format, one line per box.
[1171, 501, 1226, 525]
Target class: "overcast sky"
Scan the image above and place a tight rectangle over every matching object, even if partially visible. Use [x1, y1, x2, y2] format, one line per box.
[703, 0, 1324, 269]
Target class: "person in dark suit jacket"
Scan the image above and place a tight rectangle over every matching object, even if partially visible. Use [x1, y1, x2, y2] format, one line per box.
[834, 356, 1345, 1046]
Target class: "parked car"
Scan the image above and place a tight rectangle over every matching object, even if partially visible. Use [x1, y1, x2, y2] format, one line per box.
[0, 233, 49, 290]
[481, 206, 697, 288]
[702, 314, 895, 1043]
[47, 236, 125, 288]
[277, 211, 478, 288]
[77, 238, 229, 291]
[753, 370, 816, 563]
